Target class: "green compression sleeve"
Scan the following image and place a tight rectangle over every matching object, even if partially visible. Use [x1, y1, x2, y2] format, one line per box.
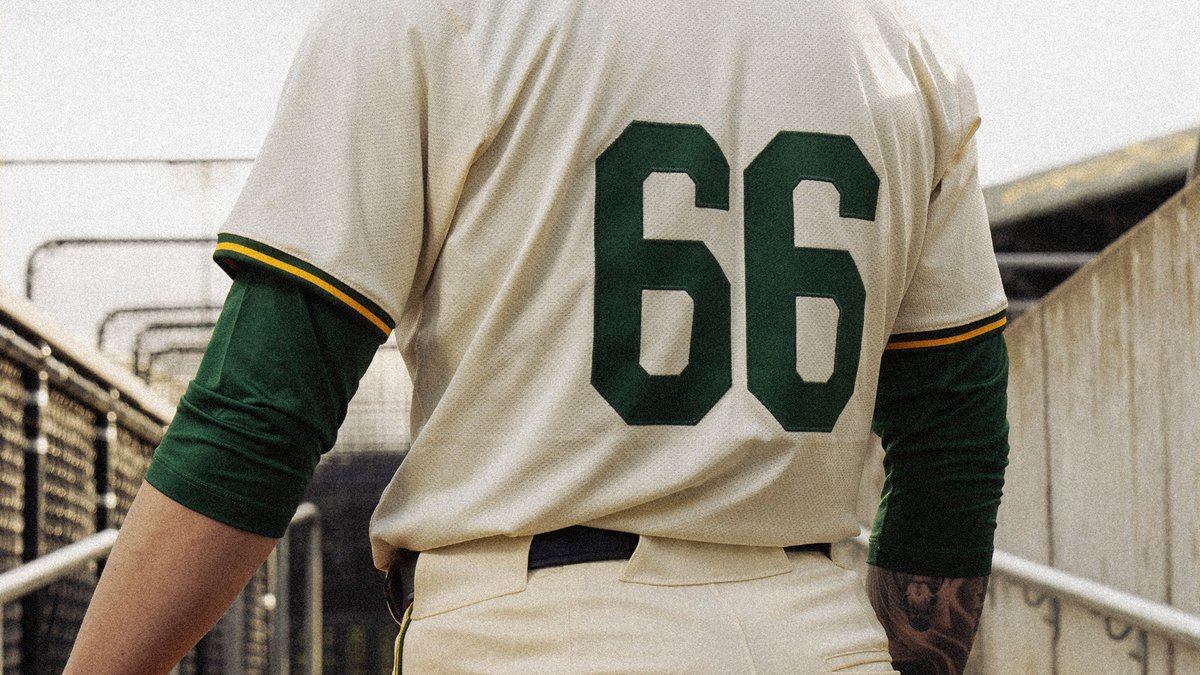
[868, 330, 1010, 578]
[144, 269, 388, 537]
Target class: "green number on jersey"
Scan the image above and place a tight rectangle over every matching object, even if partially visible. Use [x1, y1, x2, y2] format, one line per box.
[593, 122, 879, 431]
[593, 122, 732, 425]
[745, 132, 877, 431]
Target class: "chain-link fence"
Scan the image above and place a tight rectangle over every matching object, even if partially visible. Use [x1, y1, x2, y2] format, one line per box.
[0, 293, 326, 673]
[24, 236, 414, 673]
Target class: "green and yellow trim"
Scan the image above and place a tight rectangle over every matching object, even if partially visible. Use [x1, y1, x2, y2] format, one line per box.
[885, 309, 1007, 351]
[393, 603, 413, 675]
[214, 234, 394, 336]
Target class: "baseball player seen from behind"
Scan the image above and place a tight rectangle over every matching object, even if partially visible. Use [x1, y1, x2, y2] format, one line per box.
[68, 0, 1009, 673]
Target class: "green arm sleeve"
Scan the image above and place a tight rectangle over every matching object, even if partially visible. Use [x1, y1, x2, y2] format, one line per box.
[868, 330, 1010, 578]
[144, 269, 388, 538]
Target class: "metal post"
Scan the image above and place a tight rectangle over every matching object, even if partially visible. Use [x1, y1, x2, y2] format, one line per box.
[272, 535, 291, 675]
[305, 510, 323, 675]
[94, 411, 118, 534]
[223, 594, 247, 674]
[21, 366, 48, 675]
[1190, 129, 1200, 183]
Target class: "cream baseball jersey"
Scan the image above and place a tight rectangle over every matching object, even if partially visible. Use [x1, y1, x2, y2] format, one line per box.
[214, 0, 1007, 568]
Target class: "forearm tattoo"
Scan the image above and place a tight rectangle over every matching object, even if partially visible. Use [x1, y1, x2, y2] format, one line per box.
[866, 565, 988, 675]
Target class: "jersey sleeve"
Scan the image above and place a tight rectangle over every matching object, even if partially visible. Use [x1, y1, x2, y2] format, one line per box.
[889, 30, 1007, 344]
[144, 270, 386, 538]
[868, 29, 1010, 578]
[214, 0, 487, 335]
[146, 0, 489, 537]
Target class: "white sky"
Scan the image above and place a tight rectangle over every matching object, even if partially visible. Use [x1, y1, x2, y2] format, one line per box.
[909, 0, 1200, 184]
[2, 0, 1197, 185]
[1, 1, 1198, 346]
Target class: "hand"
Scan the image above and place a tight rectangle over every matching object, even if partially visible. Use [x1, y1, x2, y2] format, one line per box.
[866, 564, 988, 675]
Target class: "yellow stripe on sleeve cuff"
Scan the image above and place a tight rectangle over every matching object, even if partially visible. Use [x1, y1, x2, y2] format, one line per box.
[215, 241, 392, 336]
[885, 312, 1007, 351]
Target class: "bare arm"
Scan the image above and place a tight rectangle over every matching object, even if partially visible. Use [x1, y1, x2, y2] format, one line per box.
[866, 564, 988, 675]
[65, 482, 278, 675]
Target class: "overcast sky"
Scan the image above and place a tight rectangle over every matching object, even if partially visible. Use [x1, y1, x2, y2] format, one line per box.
[2, 1, 1198, 341]
[3, 1, 1197, 187]
[909, 0, 1200, 185]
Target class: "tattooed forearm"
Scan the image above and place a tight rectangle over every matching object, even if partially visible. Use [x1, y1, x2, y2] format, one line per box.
[866, 565, 988, 675]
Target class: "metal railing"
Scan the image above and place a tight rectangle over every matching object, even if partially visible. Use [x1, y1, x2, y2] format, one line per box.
[0, 530, 119, 608]
[25, 237, 217, 301]
[994, 252, 1096, 271]
[850, 533, 1200, 652]
[990, 549, 1200, 652]
[96, 304, 223, 353]
[272, 503, 323, 675]
[0, 505, 323, 674]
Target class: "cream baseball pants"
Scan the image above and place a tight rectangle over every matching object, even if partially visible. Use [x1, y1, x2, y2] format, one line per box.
[393, 534, 897, 674]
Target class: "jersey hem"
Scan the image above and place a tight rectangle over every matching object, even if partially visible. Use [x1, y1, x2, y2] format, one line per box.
[214, 233, 395, 336]
[885, 308, 1006, 351]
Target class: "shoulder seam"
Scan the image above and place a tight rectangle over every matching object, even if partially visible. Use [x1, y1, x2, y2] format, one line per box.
[434, 0, 501, 146]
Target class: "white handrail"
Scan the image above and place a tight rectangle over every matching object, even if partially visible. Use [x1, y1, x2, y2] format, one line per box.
[990, 549, 1200, 649]
[0, 528, 119, 606]
[0, 504, 323, 674]
[849, 533, 1200, 650]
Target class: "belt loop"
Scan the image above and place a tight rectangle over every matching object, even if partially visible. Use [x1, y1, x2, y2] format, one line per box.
[619, 536, 793, 586]
[409, 535, 532, 619]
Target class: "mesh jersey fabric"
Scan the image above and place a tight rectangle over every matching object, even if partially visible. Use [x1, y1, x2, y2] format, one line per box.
[215, 0, 1008, 568]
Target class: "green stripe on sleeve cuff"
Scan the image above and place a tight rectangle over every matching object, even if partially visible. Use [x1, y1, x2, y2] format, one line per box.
[885, 309, 1007, 351]
[214, 233, 395, 335]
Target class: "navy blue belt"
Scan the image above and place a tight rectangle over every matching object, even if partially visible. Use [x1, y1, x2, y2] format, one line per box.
[385, 525, 830, 623]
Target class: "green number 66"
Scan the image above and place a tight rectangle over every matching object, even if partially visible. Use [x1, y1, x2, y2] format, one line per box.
[592, 121, 879, 432]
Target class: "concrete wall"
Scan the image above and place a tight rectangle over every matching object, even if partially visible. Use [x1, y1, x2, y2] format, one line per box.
[970, 178, 1200, 673]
